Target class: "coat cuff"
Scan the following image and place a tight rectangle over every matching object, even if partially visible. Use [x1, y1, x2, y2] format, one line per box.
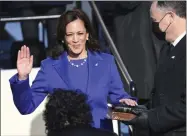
[9, 73, 30, 93]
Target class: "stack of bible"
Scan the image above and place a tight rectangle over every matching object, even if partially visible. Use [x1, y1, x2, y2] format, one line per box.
[108, 104, 147, 122]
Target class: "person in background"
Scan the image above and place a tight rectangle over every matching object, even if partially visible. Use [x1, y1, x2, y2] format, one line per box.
[43, 88, 118, 136]
[1, 1, 72, 47]
[129, 1, 186, 136]
[9, 9, 137, 129]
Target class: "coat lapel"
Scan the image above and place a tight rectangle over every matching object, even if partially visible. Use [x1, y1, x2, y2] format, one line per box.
[53, 52, 72, 88]
[52, 50, 104, 93]
[169, 35, 186, 60]
[86, 51, 103, 94]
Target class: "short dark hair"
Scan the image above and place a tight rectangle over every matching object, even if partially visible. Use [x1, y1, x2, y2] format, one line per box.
[51, 8, 100, 59]
[43, 89, 93, 133]
[157, 1, 186, 18]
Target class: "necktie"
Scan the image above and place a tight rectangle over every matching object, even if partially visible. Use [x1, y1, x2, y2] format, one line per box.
[169, 44, 174, 53]
[158, 43, 174, 66]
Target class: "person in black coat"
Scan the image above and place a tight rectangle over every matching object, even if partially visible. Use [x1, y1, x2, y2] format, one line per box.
[129, 1, 186, 136]
[43, 89, 118, 136]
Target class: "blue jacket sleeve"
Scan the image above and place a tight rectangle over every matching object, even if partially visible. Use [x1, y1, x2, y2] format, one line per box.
[108, 56, 137, 104]
[9, 62, 49, 114]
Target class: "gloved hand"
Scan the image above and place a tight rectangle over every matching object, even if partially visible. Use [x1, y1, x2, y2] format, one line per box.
[129, 111, 148, 127]
[130, 105, 147, 115]
[127, 106, 150, 136]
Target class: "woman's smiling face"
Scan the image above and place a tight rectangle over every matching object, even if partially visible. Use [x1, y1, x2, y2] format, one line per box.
[65, 19, 89, 56]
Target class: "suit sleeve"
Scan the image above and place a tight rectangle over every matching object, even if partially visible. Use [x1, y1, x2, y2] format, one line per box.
[9, 61, 49, 114]
[148, 91, 186, 133]
[108, 56, 137, 104]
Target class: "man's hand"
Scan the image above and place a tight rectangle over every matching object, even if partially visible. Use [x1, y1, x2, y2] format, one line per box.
[128, 111, 150, 136]
[129, 111, 148, 126]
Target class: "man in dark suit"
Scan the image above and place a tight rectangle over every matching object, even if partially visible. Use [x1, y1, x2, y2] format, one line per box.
[43, 89, 118, 136]
[129, 1, 186, 136]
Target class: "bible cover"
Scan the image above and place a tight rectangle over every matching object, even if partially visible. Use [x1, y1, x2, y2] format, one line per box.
[107, 104, 147, 122]
[111, 112, 136, 121]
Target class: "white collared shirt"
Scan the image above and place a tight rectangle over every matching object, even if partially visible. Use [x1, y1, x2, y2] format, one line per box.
[172, 31, 186, 47]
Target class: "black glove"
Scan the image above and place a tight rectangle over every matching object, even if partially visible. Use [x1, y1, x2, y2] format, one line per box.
[129, 111, 148, 127]
[128, 110, 150, 136]
[130, 105, 148, 115]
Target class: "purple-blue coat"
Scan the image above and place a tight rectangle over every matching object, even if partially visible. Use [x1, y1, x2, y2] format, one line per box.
[9, 51, 135, 128]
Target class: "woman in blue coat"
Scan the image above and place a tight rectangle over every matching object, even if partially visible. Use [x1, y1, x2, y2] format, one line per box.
[9, 9, 137, 128]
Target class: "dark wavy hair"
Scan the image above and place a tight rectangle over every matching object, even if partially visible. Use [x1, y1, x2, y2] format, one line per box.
[51, 8, 100, 59]
[43, 89, 93, 133]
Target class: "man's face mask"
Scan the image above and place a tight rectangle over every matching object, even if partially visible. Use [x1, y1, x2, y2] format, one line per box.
[152, 13, 171, 41]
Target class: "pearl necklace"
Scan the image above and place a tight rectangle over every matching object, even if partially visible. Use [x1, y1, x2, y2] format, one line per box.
[68, 58, 87, 68]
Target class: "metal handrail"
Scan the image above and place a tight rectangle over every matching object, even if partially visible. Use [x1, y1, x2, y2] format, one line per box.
[0, 15, 61, 22]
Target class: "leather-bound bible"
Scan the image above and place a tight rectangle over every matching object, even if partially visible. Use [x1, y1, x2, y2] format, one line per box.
[107, 104, 147, 122]
[111, 112, 136, 121]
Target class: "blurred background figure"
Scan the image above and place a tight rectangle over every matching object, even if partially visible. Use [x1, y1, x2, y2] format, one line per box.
[1, 1, 72, 46]
[0, 1, 73, 69]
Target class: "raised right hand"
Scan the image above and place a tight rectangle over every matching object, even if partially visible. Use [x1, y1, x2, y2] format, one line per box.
[17, 45, 33, 80]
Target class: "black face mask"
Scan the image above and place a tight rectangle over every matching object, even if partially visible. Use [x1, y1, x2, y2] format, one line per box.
[151, 13, 173, 41]
[152, 21, 166, 41]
